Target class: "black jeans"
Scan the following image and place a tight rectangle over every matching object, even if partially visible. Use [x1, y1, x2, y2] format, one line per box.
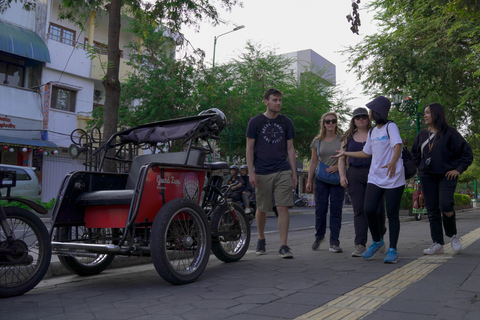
[347, 166, 386, 246]
[314, 179, 345, 246]
[364, 183, 404, 250]
[419, 172, 457, 245]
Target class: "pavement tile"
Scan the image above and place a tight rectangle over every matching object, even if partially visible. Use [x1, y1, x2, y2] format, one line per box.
[245, 301, 315, 319]
[226, 314, 279, 320]
[233, 294, 278, 304]
[191, 298, 240, 309]
[364, 310, 434, 320]
[3, 206, 480, 320]
[435, 307, 468, 320]
[275, 291, 339, 306]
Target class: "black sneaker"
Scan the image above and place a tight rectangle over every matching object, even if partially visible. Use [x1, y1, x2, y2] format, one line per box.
[256, 239, 266, 255]
[311, 237, 325, 250]
[279, 245, 293, 259]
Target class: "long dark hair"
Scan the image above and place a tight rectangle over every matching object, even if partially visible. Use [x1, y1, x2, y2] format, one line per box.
[426, 102, 449, 138]
[341, 115, 373, 142]
[371, 111, 388, 125]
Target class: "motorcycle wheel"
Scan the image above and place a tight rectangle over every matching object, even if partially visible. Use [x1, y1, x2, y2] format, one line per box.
[150, 198, 211, 285]
[0, 207, 51, 298]
[210, 203, 250, 263]
[415, 212, 422, 221]
[57, 227, 116, 276]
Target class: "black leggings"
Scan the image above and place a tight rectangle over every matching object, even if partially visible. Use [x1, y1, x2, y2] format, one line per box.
[364, 183, 405, 250]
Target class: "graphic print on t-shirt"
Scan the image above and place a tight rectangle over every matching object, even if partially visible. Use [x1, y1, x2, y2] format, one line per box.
[261, 122, 285, 145]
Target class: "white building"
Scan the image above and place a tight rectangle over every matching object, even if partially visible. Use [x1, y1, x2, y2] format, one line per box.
[282, 49, 336, 86]
[0, 0, 177, 201]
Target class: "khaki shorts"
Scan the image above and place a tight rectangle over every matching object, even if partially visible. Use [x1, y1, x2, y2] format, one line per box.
[255, 170, 294, 212]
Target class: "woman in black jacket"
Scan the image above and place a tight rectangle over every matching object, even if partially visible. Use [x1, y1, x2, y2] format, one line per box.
[411, 103, 473, 255]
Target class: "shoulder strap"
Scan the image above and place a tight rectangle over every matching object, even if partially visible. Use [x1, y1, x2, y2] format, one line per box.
[386, 121, 391, 140]
[420, 132, 436, 157]
[318, 140, 321, 157]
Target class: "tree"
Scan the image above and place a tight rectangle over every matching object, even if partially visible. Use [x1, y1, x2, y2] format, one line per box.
[344, 0, 480, 150]
[56, 0, 241, 170]
[119, 40, 345, 162]
[199, 42, 349, 161]
[117, 16, 201, 128]
[0, 0, 35, 13]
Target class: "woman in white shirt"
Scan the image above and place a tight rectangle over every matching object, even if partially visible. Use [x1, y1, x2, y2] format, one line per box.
[333, 96, 405, 264]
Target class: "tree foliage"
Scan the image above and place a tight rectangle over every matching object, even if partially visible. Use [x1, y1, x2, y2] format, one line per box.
[119, 39, 348, 162]
[55, 0, 241, 170]
[0, 0, 35, 13]
[344, 0, 480, 163]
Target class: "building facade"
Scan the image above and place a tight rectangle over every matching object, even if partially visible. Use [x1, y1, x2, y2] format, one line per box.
[0, 0, 176, 201]
[282, 49, 336, 86]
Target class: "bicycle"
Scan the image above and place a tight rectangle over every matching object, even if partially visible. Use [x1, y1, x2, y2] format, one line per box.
[0, 170, 51, 298]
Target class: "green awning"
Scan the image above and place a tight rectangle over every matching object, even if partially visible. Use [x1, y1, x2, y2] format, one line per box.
[0, 20, 50, 63]
[0, 136, 58, 149]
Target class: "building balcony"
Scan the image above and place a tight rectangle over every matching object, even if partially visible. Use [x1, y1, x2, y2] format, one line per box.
[90, 54, 134, 83]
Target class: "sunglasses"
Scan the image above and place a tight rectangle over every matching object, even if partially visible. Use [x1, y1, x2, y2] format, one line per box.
[355, 115, 368, 120]
[324, 119, 337, 125]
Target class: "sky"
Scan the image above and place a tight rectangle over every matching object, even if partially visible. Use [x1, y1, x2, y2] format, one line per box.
[179, 0, 379, 110]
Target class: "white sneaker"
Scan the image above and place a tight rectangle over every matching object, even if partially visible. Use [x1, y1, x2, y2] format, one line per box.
[451, 235, 462, 252]
[423, 243, 444, 255]
[245, 208, 251, 214]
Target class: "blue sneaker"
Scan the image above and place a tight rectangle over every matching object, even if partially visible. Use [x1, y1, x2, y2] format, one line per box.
[362, 239, 385, 259]
[384, 248, 399, 264]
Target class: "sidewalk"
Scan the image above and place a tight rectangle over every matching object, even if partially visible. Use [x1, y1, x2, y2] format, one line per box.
[2, 207, 479, 319]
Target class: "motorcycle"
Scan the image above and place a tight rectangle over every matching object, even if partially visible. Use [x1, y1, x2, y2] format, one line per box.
[293, 191, 308, 207]
[0, 170, 51, 298]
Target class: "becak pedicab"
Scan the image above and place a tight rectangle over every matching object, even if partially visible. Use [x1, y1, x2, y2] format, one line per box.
[50, 109, 251, 285]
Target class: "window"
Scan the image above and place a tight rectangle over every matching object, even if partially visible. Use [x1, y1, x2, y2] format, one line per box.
[84, 38, 124, 58]
[51, 86, 76, 112]
[49, 23, 75, 46]
[0, 53, 25, 87]
[0, 167, 31, 180]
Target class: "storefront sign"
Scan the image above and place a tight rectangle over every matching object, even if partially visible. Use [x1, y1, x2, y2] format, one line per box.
[0, 115, 15, 129]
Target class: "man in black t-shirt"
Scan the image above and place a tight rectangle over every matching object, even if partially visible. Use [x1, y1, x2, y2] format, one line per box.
[246, 88, 297, 259]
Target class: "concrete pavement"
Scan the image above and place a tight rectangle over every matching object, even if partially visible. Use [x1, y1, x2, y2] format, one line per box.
[2, 207, 480, 319]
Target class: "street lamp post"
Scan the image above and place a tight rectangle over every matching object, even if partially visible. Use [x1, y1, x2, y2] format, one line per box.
[212, 25, 245, 72]
[390, 89, 421, 135]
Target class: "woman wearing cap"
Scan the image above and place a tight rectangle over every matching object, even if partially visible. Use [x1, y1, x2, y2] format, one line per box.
[411, 103, 473, 255]
[338, 107, 386, 257]
[333, 96, 405, 264]
[306, 112, 344, 253]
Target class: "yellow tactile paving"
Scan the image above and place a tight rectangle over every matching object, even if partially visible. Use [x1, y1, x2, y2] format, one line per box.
[295, 227, 480, 320]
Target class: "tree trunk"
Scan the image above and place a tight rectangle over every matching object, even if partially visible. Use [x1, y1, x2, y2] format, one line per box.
[102, 0, 122, 172]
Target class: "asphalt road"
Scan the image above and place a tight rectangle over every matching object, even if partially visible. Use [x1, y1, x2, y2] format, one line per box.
[251, 206, 354, 236]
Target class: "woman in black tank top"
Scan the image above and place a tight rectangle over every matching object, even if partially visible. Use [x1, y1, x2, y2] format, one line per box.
[338, 108, 386, 257]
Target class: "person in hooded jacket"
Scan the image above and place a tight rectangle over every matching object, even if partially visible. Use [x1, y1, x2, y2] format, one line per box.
[411, 103, 473, 255]
[333, 96, 405, 264]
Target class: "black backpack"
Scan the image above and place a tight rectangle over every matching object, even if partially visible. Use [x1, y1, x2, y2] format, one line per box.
[369, 122, 416, 180]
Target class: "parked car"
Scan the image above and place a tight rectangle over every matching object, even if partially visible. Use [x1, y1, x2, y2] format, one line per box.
[0, 164, 41, 201]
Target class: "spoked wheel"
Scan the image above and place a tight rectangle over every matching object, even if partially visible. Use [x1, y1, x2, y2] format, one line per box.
[210, 203, 250, 262]
[57, 227, 116, 276]
[150, 199, 211, 285]
[0, 207, 51, 298]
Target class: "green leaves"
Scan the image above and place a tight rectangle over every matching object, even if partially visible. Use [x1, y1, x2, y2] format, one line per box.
[345, 0, 480, 181]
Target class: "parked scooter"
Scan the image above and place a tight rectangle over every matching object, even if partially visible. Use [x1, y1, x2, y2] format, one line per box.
[293, 191, 308, 207]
